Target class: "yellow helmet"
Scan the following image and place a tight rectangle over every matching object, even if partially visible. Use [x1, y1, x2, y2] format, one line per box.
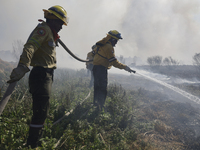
[107, 30, 123, 40]
[43, 5, 68, 25]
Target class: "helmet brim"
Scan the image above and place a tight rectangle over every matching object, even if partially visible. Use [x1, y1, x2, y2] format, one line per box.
[42, 9, 67, 25]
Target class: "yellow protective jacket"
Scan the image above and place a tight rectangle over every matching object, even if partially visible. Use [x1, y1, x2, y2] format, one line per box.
[19, 22, 57, 69]
[93, 41, 126, 69]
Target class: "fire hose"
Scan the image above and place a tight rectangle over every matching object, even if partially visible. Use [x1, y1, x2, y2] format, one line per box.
[57, 38, 92, 63]
[0, 38, 135, 115]
[52, 89, 92, 126]
[0, 81, 17, 115]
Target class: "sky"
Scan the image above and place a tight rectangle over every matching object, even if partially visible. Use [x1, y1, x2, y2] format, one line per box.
[1, 0, 200, 69]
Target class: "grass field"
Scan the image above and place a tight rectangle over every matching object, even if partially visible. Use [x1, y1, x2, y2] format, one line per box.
[0, 62, 200, 149]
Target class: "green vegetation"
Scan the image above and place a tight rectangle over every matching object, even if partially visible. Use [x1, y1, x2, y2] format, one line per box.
[0, 69, 144, 150]
[0, 58, 16, 86]
[1, 61, 200, 149]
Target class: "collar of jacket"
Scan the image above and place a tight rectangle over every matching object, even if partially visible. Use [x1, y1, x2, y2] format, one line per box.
[38, 19, 60, 41]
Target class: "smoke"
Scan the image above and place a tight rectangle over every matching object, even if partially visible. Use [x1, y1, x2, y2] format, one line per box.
[1, 0, 200, 69]
[57, 0, 131, 69]
[120, 0, 200, 65]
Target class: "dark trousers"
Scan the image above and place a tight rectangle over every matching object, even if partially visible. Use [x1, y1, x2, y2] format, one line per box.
[27, 66, 53, 148]
[93, 65, 108, 109]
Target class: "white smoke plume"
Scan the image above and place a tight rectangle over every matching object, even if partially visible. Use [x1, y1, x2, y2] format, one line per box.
[1, 0, 200, 69]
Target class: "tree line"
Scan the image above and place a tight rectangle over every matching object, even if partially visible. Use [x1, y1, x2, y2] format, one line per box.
[147, 53, 200, 68]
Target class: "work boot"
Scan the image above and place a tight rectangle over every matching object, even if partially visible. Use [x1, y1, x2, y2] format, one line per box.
[26, 127, 43, 148]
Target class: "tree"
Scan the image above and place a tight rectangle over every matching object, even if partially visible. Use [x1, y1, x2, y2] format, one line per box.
[147, 56, 162, 66]
[163, 56, 179, 66]
[12, 40, 24, 62]
[119, 55, 125, 64]
[193, 53, 200, 72]
[193, 53, 200, 66]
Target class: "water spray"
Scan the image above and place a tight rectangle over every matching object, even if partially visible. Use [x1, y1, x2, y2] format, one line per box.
[135, 71, 200, 104]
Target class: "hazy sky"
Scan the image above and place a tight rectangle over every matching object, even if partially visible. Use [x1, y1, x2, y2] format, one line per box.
[1, 0, 200, 69]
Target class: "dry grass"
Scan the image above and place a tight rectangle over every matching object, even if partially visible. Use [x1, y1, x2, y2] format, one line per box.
[133, 99, 200, 149]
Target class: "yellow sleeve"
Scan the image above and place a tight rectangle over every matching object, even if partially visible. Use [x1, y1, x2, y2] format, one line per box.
[104, 44, 126, 69]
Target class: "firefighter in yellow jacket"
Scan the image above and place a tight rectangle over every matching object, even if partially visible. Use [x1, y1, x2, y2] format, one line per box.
[86, 45, 96, 87]
[91, 30, 135, 111]
[7, 5, 68, 148]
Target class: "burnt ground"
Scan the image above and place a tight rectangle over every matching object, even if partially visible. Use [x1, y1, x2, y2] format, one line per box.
[108, 71, 200, 150]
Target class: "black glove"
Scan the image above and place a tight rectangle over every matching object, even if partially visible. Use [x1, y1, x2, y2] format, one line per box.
[124, 66, 132, 73]
[124, 66, 136, 73]
[131, 70, 136, 73]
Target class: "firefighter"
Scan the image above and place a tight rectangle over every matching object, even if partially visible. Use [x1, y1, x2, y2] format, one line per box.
[92, 30, 134, 111]
[7, 5, 68, 148]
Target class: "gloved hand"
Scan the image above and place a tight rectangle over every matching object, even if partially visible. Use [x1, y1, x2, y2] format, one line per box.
[124, 66, 132, 73]
[124, 66, 136, 73]
[132, 70, 136, 73]
[7, 64, 30, 83]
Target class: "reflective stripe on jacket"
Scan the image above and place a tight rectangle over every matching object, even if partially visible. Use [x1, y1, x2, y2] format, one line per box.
[19, 22, 57, 69]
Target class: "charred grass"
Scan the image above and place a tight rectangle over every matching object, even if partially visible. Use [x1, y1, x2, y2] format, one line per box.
[0, 68, 200, 149]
